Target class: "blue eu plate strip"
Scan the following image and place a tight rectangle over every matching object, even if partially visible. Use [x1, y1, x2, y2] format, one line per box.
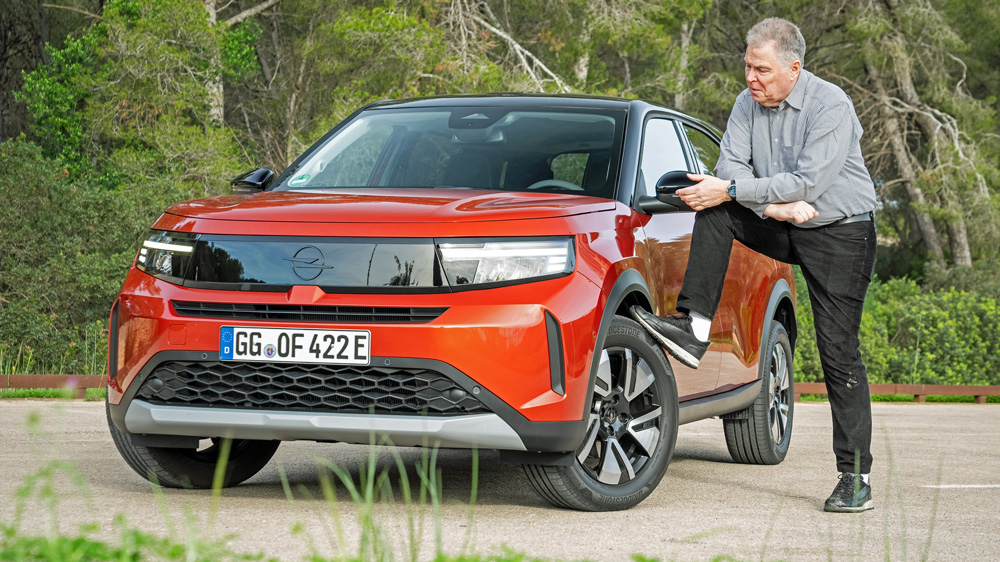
[219, 326, 235, 360]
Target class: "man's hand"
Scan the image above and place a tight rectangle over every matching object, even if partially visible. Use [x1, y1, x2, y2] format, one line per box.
[676, 173, 731, 211]
[764, 201, 819, 224]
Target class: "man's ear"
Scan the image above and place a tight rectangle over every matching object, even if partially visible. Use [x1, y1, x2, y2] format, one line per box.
[790, 60, 802, 76]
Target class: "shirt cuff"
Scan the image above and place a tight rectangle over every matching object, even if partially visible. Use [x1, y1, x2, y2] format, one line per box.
[733, 178, 759, 204]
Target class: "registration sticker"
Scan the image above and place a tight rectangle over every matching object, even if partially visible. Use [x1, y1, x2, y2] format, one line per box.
[219, 326, 370, 365]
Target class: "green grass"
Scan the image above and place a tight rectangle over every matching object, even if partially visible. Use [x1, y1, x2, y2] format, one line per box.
[0, 387, 106, 400]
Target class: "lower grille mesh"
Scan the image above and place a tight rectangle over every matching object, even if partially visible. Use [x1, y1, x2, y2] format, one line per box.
[136, 361, 490, 416]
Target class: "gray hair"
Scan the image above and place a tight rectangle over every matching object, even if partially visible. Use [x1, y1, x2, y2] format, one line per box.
[746, 17, 806, 67]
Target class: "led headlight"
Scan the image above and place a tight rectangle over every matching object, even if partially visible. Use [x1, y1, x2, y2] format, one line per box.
[136, 230, 198, 282]
[438, 237, 575, 287]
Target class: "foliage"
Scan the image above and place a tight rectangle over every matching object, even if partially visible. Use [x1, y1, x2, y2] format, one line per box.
[3, 0, 1000, 381]
[795, 270, 1000, 386]
[0, 138, 181, 374]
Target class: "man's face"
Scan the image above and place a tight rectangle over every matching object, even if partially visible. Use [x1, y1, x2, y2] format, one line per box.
[745, 41, 801, 107]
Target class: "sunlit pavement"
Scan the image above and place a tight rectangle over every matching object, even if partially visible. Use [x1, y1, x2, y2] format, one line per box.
[1, 400, 997, 561]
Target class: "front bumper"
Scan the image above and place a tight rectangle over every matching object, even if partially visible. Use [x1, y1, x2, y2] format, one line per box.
[108, 268, 602, 452]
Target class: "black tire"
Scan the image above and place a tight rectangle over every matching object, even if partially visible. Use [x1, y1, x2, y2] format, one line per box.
[724, 320, 793, 465]
[523, 315, 679, 511]
[106, 396, 279, 489]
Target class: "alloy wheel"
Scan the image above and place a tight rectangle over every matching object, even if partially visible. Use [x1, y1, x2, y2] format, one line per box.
[577, 346, 663, 485]
[768, 339, 791, 445]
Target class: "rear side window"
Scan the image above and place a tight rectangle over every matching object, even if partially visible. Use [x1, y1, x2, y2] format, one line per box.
[684, 125, 721, 175]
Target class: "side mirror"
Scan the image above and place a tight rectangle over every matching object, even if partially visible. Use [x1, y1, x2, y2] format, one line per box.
[655, 170, 698, 193]
[637, 171, 697, 214]
[231, 167, 275, 193]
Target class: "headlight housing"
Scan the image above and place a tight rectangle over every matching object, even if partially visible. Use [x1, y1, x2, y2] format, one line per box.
[135, 230, 198, 283]
[438, 237, 575, 288]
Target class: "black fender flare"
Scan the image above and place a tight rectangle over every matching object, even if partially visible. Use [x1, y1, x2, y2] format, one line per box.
[580, 269, 653, 420]
[758, 277, 796, 380]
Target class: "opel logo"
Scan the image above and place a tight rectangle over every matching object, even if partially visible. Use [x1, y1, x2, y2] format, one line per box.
[284, 246, 334, 281]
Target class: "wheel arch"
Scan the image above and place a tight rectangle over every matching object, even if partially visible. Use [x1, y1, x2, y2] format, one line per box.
[583, 269, 654, 416]
[761, 277, 797, 372]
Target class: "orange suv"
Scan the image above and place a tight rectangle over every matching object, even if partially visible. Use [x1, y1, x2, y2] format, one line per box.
[106, 95, 796, 510]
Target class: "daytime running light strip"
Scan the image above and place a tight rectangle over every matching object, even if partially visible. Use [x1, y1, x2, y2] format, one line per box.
[143, 240, 195, 253]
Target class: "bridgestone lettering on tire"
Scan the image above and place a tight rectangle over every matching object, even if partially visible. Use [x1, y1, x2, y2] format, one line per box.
[724, 320, 793, 465]
[523, 314, 679, 511]
[106, 396, 279, 489]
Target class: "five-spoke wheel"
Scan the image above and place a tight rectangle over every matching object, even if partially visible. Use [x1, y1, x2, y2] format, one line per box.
[523, 314, 678, 511]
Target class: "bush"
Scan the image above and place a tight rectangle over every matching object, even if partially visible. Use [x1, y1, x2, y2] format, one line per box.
[0, 138, 186, 374]
[794, 269, 1000, 386]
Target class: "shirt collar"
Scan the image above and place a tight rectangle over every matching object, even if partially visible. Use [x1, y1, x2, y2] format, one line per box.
[781, 69, 810, 110]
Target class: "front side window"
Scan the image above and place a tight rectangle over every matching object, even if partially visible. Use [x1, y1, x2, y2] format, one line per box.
[277, 107, 626, 198]
[637, 118, 688, 196]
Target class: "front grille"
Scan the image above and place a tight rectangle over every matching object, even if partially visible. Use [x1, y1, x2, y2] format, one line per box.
[171, 301, 447, 324]
[135, 361, 490, 416]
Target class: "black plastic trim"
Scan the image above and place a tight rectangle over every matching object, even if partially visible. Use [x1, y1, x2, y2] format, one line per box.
[544, 311, 565, 396]
[108, 300, 120, 381]
[110, 350, 586, 452]
[583, 269, 652, 412]
[170, 302, 448, 324]
[676, 379, 762, 425]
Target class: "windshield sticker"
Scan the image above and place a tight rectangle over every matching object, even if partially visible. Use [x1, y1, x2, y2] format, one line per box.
[289, 174, 310, 186]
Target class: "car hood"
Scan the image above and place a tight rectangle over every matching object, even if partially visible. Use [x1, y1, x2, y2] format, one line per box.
[165, 188, 616, 223]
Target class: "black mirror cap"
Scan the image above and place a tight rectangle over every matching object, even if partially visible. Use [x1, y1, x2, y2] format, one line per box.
[655, 170, 697, 194]
[231, 167, 275, 193]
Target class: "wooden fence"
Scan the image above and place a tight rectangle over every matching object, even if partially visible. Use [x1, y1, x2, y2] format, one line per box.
[795, 382, 1000, 404]
[1, 375, 107, 399]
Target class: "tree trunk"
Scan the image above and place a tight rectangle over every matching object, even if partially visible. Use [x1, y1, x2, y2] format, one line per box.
[879, 0, 974, 266]
[947, 216, 973, 267]
[573, 25, 590, 85]
[36, 0, 49, 64]
[619, 51, 631, 96]
[674, 20, 694, 111]
[864, 57, 945, 263]
[204, 0, 224, 125]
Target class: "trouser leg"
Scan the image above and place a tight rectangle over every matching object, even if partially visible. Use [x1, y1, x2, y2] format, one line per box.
[677, 201, 795, 318]
[791, 221, 877, 474]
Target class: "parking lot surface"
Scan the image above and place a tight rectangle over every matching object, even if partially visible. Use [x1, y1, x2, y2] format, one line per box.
[1, 400, 997, 561]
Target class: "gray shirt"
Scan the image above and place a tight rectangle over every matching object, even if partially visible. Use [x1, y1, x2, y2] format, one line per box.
[717, 69, 877, 228]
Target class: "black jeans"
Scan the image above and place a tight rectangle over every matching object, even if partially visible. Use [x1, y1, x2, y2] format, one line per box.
[676, 201, 877, 474]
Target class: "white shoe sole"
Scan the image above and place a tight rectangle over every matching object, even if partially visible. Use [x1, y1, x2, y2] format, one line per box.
[633, 313, 701, 369]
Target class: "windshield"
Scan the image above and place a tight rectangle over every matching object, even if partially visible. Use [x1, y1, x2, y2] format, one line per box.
[275, 106, 626, 198]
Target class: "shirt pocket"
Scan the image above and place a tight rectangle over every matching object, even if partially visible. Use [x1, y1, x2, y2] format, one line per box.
[781, 144, 799, 169]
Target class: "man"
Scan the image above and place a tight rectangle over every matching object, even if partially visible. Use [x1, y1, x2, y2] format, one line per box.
[632, 17, 877, 513]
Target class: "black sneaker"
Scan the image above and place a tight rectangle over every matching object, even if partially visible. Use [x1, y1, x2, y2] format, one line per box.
[630, 307, 710, 369]
[824, 473, 874, 513]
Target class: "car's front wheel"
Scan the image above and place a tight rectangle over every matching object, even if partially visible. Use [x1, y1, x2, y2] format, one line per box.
[523, 314, 678, 511]
[106, 396, 279, 489]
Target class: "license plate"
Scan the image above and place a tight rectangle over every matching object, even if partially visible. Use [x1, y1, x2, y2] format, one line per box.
[219, 326, 371, 365]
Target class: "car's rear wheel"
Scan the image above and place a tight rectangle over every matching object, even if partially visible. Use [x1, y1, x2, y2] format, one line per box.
[724, 320, 793, 464]
[106, 396, 279, 489]
[523, 314, 678, 511]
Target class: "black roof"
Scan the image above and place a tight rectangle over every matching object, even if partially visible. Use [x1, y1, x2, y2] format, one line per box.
[367, 93, 634, 111]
